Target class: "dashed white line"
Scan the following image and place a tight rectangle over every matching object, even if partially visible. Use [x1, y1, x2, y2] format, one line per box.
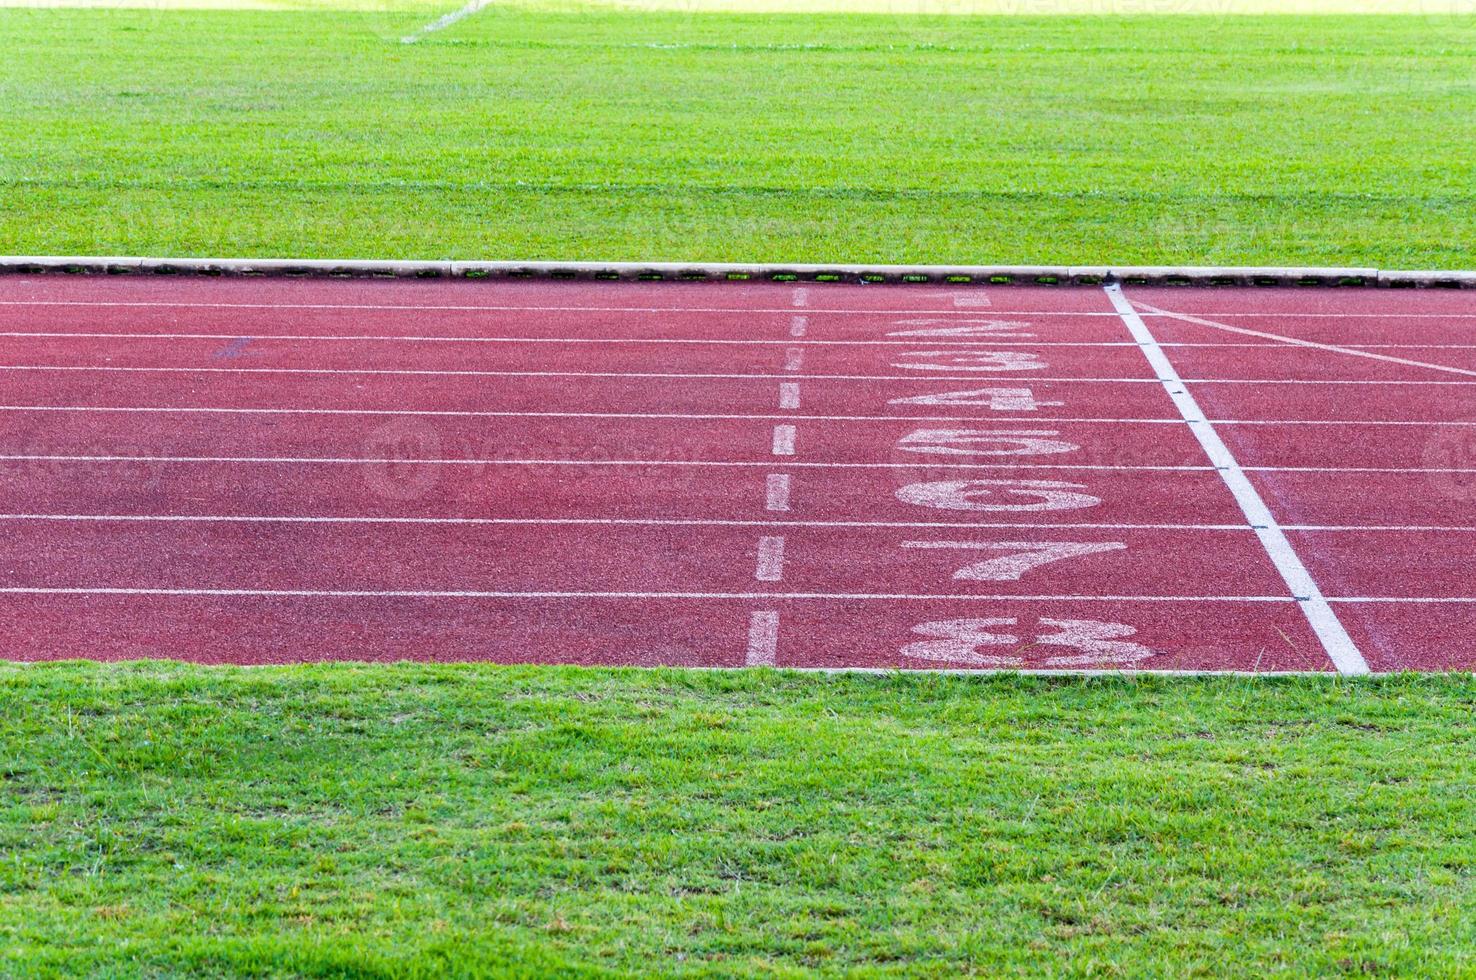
[755, 536, 787, 582]
[771, 424, 797, 455]
[765, 474, 792, 511]
[746, 611, 780, 666]
[1107, 284, 1370, 676]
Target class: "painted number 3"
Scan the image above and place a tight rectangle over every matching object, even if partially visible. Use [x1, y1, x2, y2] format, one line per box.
[900, 618, 1153, 669]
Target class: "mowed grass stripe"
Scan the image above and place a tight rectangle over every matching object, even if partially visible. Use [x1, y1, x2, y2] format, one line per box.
[1, 9, 1474, 265]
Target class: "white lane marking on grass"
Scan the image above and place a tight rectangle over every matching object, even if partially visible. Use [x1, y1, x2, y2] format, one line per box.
[1106, 284, 1369, 676]
[400, 0, 497, 43]
[771, 424, 797, 456]
[755, 536, 787, 582]
[765, 474, 792, 511]
[1134, 302, 1476, 380]
[777, 382, 801, 410]
[746, 611, 780, 666]
[784, 347, 805, 371]
[790, 315, 808, 337]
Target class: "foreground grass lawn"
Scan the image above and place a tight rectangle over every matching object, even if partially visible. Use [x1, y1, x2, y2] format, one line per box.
[2, 7, 1474, 267]
[2, 663, 1474, 975]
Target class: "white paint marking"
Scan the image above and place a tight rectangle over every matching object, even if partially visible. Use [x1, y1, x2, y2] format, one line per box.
[888, 320, 1034, 338]
[894, 350, 1047, 372]
[901, 540, 1127, 581]
[5, 300, 1472, 320]
[771, 424, 797, 456]
[952, 293, 992, 307]
[896, 479, 1101, 513]
[7, 513, 1471, 533]
[1, 404, 1473, 428]
[0, 330, 1077, 349]
[1106, 284, 1369, 676]
[765, 474, 792, 512]
[889, 387, 1065, 410]
[7, 364, 1476, 385]
[1134, 302, 1476, 380]
[895, 429, 1080, 457]
[789, 315, 808, 337]
[0, 587, 1294, 601]
[791, 288, 809, 308]
[400, 0, 495, 43]
[755, 536, 787, 582]
[0, 453, 1462, 476]
[746, 611, 780, 666]
[784, 347, 805, 372]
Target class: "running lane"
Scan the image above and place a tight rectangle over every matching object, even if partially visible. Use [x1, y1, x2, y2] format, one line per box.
[0, 273, 1469, 672]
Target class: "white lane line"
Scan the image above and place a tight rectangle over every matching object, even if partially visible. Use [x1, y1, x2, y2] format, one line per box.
[784, 347, 805, 372]
[12, 332, 1472, 350]
[400, 0, 495, 42]
[771, 424, 797, 456]
[0, 586, 1294, 601]
[1106, 284, 1369, 676]
[1134, 302, 1476, 380]
[746, 611, 780, 666]
[4, 404, 1472, 428]
[10, 299, 1471, 319]
[0, 454, 1465, 475]
[790, 315, 808, 337]
[7, 364, 1475, 385]
[2, 514, 1469, 532]
[765, 474, 792, 511]
[0, 330, 1131, 348]
[755, 536, 787, 582]
[0, 300, 1113, 316]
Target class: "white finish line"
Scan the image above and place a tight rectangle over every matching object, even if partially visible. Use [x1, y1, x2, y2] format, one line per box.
[1105, 284, 1371, 676]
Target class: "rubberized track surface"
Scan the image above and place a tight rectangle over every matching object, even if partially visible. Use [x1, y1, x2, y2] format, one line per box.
[3, 276, 1474, 673]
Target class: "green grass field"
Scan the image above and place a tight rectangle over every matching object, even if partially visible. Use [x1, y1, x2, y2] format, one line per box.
[4, 664, 1476, 976]
[2, 4, 1475, 266]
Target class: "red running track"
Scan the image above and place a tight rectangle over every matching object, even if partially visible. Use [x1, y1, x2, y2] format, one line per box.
[2, 275, 1475, 673]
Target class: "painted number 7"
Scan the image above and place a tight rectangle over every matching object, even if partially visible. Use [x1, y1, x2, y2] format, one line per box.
[901, 540, 1126, 581]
